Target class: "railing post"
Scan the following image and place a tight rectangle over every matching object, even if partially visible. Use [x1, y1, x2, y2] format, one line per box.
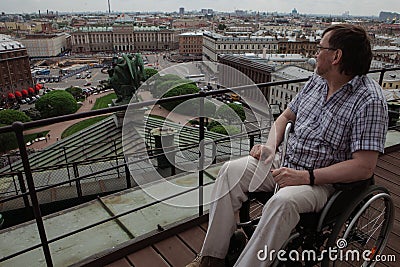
[378, 68, 386, 86]
[72, 163, 82, 198]
[124, 161, 132, 188]
[12, 122, 53, 267]
[198, 91, 206, 216]
[212, 142, 217, 164]
[17, 171, 30, 208]
[62, 146, 72, 186]
[249, 135, 255, 151]
[113, 140, 121, 178]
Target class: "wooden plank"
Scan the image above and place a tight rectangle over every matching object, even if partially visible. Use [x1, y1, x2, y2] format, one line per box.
[377, 160, 400, 177]
[200, 222, 208, 232]
[104, 258, 131, 267]
[375, 246, 400, 267]
[154, 235, 196, 266]
[387, 151, 400, 159]
[375, 167, 400, 186]
[380, 154, 400, 167]
[374, 176, 400, 198]
[178, 226, 206, 254]
[384, 231, 400, 253]
[127, 246, 169, 267]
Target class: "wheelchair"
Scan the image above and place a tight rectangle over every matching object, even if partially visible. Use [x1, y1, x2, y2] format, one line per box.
[225, 122, 395, 267]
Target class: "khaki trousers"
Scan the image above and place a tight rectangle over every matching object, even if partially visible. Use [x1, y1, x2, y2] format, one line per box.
[201, 155, 334, 267]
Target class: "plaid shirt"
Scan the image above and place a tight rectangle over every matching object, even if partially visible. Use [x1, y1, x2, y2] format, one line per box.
[286, 73, 388, 170]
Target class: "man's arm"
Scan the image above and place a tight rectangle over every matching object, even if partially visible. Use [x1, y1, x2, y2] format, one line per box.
[272, 150, 379, 187]
[313, 150, 379, 184]
[250, 108, 296, 162]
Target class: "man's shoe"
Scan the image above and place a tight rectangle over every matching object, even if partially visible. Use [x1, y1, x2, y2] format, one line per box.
[200, 256, 225, 267]
[186, 254, 201, 267]
[225, 231, 247, 267]
[186, 255, 225, 267]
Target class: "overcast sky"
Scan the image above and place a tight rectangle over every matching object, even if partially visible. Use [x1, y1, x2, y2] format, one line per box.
[1, 0, 399, 17]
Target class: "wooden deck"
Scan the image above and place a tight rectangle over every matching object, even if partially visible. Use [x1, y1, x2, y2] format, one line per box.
[100, 148, 400, 267]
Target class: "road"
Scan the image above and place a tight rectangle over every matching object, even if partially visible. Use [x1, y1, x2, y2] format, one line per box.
[45, 67, 109, 90]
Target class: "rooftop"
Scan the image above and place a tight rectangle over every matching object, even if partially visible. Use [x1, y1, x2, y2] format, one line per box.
[0, 34, 25, 51]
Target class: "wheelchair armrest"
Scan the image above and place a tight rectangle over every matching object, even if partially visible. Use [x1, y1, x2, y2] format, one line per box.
[333, 176, 374, 191]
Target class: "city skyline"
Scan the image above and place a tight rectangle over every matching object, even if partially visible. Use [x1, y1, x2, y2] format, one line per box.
[1, 0, 400, 17]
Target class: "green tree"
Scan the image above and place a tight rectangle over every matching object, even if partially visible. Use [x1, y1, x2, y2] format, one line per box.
[216, 103, 245, 123]
[23, 108, 41, 121]
[65, 86, 83, 100]
[210, 125, 240, 135]
[144, 68, 158, 80]
[35, 90, 78, 118]
[0, 123, 17, 153]
[218, 23, 227, 31]
[0, 109, 31, 125]
[160, 83, 200, 114]
[0, 111, 31, 153]
[151, 74, 189, 97]
[153, 79, 182, 98]
[207, 120, 222, 130]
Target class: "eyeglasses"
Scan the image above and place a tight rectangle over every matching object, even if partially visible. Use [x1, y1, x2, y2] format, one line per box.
[316, 45, 337, 53]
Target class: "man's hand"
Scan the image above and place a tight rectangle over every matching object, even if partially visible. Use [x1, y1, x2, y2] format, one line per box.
[271, 167, 309, 188]
[250, 144, 275, 164]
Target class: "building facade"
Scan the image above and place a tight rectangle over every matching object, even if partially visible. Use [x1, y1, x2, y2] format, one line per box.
[278, 40, 317, 56]
[218, 54, 272, 101]
[72, 27, 114, 53]
[0, 35, 32, 96]
[19, 33, 70, 57]
[203, 31, 318, 62]
[270, 65, 313, 110]
[203, 32, 279, 61]
[71, 25, 178, 54]
[178, 32, 203, 56]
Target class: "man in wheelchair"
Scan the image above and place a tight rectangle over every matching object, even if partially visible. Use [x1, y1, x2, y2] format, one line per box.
[187, 24, 389, 267]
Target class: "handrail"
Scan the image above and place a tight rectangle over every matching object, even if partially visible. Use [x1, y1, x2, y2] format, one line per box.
[0, 126, 265, 204]
[0, 67, 399, 266]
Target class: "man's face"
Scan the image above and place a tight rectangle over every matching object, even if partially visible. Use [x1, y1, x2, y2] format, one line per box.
[315, 31, 336, 77]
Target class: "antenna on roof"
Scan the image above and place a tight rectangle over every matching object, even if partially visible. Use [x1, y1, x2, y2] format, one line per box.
[108, 0, 111, 14]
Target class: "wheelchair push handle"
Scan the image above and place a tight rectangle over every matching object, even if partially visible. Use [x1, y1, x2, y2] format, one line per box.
[274, 120, 294, 194]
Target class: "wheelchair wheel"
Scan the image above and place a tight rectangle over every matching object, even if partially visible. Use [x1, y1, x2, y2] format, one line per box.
[322, 186, 394, 267]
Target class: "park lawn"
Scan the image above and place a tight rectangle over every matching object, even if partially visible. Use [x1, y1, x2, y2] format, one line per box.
[92, 93, 117, 110]
[61, 116, 109, 139]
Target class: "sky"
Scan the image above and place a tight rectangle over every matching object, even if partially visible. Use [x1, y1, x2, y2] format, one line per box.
[1, 0, 399, 17]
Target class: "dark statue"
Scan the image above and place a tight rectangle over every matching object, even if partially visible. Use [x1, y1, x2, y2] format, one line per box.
[108, 53, 146, 103]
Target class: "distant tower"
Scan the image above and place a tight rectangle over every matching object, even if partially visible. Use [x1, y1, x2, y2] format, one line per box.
[179, 7, 184, 15]
[108, 0, 111, 13]
[291, 8, 299, 17]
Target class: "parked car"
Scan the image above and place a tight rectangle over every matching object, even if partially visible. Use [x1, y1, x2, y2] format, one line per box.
[84, 82, 92, 86]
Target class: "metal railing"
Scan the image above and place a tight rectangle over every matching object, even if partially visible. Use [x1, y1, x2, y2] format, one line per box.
[0, 66, 399, 266]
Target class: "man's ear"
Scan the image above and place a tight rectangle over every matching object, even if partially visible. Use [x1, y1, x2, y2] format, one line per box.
[333, 49, 342, 64]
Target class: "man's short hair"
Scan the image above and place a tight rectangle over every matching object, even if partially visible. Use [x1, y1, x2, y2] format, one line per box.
[323, 24, 372, 76]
